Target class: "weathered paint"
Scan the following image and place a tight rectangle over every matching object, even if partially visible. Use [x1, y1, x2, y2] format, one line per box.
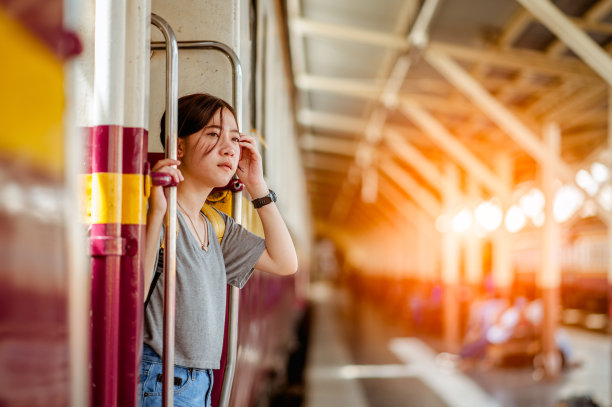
[88, 125, 148, 406]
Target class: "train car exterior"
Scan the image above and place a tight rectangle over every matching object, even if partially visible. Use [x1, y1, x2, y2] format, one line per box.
[0, 0, 310, 406]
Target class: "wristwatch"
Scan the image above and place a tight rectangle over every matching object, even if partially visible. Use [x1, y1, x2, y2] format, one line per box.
[252, 189, 277, 209]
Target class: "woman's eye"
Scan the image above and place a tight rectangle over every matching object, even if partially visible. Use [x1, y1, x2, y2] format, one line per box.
[232, 137, 240, 142]
[207, 132, 219, 138]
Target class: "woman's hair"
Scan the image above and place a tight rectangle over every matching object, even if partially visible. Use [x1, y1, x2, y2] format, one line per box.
[159, 93, 237, 149]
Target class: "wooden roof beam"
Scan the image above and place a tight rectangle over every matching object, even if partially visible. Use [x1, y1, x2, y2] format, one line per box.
[290, 17, 410, 50]
[378, 177, 434, 223]
[302, 153, 350, 172]
[399, 98, 511, 199]
[295, 74, 381, 99]
[428, 41, 601, 80]
[297, 109, 367, 134]
[517, 0, 612, 86]
[300, 133, 359, 156]
[379, 161, 441, 219]
[383, 129, 445, 190]
[425, 48, 610, 224]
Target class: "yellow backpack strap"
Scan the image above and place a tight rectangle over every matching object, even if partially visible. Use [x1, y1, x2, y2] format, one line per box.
[201, 203, 225, 244]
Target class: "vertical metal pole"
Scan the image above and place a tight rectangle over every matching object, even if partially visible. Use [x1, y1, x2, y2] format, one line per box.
[150, 14, 178, 407]
[492, 153, 513, 299]
[221, 45, 243, 407]
[608, 88, 612, 406]
[540, 122, 562, 378]
[442, 163, 460, 352]
[465, 178, 482, 289]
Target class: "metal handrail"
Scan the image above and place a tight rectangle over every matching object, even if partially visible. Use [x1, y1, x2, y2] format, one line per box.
[150, 40, 244, 407]
[150, 14, 179, 407]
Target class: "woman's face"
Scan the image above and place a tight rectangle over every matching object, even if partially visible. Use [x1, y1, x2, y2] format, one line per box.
[178, 107, 240, 188]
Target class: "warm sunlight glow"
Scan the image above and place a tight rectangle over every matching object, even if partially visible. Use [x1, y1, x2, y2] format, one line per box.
[452, 209, 472, 233]
[505, 205, 526, 233]
[474, 201, 502, 232]
[597, 184, 612, 210]
[576, 169, 599, 196]
[435, 214, 451, 234]
[518, 188, 544, 220]
[532, 212, 545, 227]
[590, 161, 609, 184]
[553, 185, 584, 222]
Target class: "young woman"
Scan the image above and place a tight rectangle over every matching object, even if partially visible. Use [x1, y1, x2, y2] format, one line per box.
[140, 93, 298, 407]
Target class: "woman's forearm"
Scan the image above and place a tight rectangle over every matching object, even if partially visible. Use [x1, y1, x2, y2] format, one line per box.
[144, 209, 164, 297]
[254, 200, 298, 276]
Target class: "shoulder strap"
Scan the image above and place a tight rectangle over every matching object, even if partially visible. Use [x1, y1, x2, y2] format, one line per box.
[201, 203, 225, 244]
[145, 204, 225, 310]
[145, 249, 164, 310]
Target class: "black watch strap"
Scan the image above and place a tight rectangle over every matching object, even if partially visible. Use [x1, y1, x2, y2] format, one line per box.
[252, 189, 277, 209]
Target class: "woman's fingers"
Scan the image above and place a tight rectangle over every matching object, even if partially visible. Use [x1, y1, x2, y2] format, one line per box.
[151, 158, 180, 171]
[239, 133, 255, 143]
[239, 136, 260, 159]
[151, 159, 183, 183]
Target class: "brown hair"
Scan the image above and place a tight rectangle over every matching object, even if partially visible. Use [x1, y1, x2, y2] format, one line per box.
[159, 93, 237, 149]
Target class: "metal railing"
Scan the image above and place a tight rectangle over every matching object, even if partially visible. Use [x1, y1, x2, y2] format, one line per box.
[150, 38, 244, 407]
[150, 13, 179, 407]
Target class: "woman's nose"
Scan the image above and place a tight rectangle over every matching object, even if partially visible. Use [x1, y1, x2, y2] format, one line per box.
[219, 135, 236, 156]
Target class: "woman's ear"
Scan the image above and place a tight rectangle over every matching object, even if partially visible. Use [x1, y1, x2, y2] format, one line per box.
[177, 138, 184, 159]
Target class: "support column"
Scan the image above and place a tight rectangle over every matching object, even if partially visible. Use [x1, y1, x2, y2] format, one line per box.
[90, 1, 127, 405]
[539, 123, 562, 378]
[492, 153, 513, 298]
[608, 88, 612, 336]
[118, 1, 150, 406]
[608, 89, 612, 407]
[442, 164, 460, 351]
[465, 178, 483, 292]
[416, 213, 429, 282]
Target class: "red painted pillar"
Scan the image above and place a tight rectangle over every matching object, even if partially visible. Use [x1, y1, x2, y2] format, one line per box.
[89, 125, 123, 407]
[88, 125, 148, 406]
[118, 127, 148, 407]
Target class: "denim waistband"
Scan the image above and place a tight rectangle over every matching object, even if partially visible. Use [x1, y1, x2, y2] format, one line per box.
[142, 343, 211, 372]
[142, 343, 161, 361]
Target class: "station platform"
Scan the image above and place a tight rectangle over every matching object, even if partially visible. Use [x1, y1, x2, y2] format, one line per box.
[304, 281, 611, 407]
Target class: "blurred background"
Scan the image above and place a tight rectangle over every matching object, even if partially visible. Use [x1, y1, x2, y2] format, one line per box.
[1, 0, 611, 406]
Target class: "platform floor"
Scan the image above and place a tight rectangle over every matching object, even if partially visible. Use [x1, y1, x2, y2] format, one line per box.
[304, 281, 611, 407]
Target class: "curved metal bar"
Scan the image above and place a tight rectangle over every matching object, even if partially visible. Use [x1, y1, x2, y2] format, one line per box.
[150, 41, 243, 123]
[150, 14, 179, 407]
[151, 39, 243, 407]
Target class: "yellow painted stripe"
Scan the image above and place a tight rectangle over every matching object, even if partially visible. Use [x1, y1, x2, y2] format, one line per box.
[82, 173, 147, 225]
[0, 8, 64, 175]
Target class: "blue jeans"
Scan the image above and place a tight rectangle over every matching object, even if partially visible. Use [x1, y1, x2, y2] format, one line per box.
[139, 344, 213, 407]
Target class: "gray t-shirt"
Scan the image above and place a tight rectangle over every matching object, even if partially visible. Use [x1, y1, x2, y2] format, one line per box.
[144, 209, 266, 369]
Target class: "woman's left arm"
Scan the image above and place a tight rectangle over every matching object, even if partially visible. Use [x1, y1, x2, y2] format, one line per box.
[237, 134, 298, 276]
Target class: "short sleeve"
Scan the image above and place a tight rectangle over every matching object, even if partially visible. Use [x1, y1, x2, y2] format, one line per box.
[218, 210, 266, 288]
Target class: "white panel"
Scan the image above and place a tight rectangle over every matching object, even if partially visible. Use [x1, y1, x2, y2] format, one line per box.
[94, 0, 126, 125]
[149, 0, 241, 152]
[124, 0, 151, 128]
[70, 0, 96, 127]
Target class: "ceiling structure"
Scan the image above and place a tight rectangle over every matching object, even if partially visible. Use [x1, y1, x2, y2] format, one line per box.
[285, 0, 612, 239]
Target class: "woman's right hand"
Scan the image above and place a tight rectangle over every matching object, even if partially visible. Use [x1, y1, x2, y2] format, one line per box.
[149, 158, 183, 216]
